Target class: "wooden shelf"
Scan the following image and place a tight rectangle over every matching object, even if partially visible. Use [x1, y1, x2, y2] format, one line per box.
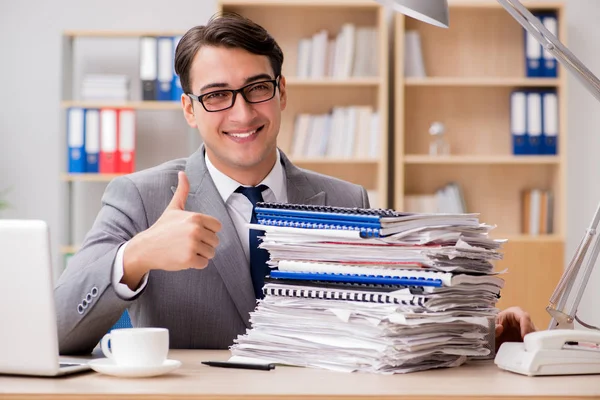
[285, 77, 381, 86]
[404, 77, 561, 87]
[403, 155, 560, 165]
[61, 173, 124, 182]
[61, 101, 181, 110]
[292, 158, 379, 164]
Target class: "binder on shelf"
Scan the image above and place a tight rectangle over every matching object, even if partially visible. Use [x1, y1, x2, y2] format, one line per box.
[171, 35, 184, 101]
[99, 109, 119, 174]
[542, 91, 558, 155]
[157, 36, 174, 101]
[524, 13, 543, 77]
[139, 36, 158, 101]
[84, 109, 100, 173]
[510, 91, 528, 155]
[526, 92, 543, 154]
[67, 107, 86, 173]
[118, 109, 136, 173]
[542, 13, 558, 78]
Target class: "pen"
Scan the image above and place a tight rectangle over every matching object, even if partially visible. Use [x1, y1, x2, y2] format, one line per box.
[201, 361, 275, 371]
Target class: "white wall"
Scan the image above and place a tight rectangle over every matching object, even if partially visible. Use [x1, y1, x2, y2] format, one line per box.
[563, 0, 600, 328]
[0, 0, 598, 327]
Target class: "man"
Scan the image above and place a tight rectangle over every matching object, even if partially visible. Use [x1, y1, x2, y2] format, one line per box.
[55, 13, 535, 355]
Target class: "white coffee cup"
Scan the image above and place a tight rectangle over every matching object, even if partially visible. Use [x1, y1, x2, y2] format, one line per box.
[100, 327, 169, 367]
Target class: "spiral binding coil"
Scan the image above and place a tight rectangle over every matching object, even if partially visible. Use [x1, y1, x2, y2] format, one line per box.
[255, 202, 404, 217]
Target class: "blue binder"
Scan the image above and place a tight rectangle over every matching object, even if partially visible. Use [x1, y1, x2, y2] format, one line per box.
[157, 36, 173, 101]
[541, 13, 558, 78]
[526, 91, 543, 154]
[84, 109, 100, 173]
[255, 206, 383, 224]
[269, 270, 443, 287]
[524, 13, 543, 77]
[541, 90, 558, 155]
[171, 36, 185, 101]
[510, 91, 528, 155]
[254, 204, 407, 238]
[67, 107, 86, 173]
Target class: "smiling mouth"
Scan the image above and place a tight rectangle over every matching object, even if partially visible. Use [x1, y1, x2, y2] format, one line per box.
[224, 125, 265, 138]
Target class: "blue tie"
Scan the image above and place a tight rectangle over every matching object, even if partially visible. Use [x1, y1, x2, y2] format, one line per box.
[235, 184, 270, 299]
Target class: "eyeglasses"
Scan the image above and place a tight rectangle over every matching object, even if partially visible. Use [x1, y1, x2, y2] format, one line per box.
[187, 76, 280, 112]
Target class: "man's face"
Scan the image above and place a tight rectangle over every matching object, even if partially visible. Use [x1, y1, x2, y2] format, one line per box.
[182, 46, 287, 177]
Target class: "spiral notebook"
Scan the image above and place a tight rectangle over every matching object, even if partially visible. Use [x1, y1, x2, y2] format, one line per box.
[254, 202, 479, 237]
[276, 260, 505, 288]
[263, 283, 427, 306]
[263, 276, 426, 294]
[268, 270, 443, 287]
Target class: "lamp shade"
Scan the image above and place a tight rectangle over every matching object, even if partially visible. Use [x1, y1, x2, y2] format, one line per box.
[375, 0, 449, 28]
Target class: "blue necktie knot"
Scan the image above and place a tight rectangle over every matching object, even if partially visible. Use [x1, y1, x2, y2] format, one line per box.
[235, 184, 268, 205]
[235, 184, 269, 299]
[235, 184, 268, 224]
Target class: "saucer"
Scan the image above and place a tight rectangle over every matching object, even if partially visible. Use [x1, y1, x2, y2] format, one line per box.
[88, 358, 181, 378]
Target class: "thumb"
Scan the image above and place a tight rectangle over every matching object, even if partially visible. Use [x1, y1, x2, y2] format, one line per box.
[167, 171, 190, 210]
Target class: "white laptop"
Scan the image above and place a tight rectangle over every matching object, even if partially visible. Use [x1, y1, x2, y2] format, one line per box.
[0, 219, 92, 376]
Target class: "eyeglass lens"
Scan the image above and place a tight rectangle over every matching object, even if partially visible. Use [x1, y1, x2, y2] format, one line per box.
[203, 81, 276, 111]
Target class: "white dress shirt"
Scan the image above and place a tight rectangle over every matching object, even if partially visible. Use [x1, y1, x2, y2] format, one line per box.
[111, 150, 288, 298]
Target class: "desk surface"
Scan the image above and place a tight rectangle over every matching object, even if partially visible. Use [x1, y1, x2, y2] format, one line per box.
[1, 350, 599, 399]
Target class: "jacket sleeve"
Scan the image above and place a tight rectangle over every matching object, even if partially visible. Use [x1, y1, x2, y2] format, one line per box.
[54, 176, 150, 355]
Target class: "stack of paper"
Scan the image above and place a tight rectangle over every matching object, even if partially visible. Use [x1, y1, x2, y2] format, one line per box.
[81, 74, 130, 101]
[230, 204, 506, 374]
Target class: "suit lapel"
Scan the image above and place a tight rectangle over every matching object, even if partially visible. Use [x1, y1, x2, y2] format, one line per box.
[175, 148, 256, 328]
[280, 151, 327, 206]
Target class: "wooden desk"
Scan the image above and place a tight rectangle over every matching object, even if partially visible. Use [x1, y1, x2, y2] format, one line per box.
[1, 350, 599, 399]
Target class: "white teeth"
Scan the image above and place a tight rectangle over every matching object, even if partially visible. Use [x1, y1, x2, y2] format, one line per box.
[229, 129, 256, 138]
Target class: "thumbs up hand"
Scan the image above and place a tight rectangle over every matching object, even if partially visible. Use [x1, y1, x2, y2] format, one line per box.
[166, 169, 192, 211]
[121, 171, 222, 290]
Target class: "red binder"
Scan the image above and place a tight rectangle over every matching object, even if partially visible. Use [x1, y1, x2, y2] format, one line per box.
[99, 108, 119, 174]
[118, 109, 136, 173]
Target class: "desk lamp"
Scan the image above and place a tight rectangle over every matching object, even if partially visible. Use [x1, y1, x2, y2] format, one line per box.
[375, 0, 600, 376]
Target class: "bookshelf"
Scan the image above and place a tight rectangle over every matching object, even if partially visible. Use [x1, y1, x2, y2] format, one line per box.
[394, 1, 567, 329]
[59, 31, 196, 260]
[218, 0, 390, 209]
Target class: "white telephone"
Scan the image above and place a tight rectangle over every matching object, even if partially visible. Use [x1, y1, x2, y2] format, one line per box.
[494, 329, 600, 376]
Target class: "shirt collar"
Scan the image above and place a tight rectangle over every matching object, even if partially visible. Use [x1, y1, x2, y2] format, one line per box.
[205, 149, 287, 203]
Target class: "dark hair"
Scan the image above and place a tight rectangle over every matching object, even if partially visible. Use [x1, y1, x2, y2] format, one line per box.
[174, 12, 284, 94]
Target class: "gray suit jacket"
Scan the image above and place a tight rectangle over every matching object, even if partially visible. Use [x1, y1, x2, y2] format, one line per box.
[55, 148, 370, 354]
